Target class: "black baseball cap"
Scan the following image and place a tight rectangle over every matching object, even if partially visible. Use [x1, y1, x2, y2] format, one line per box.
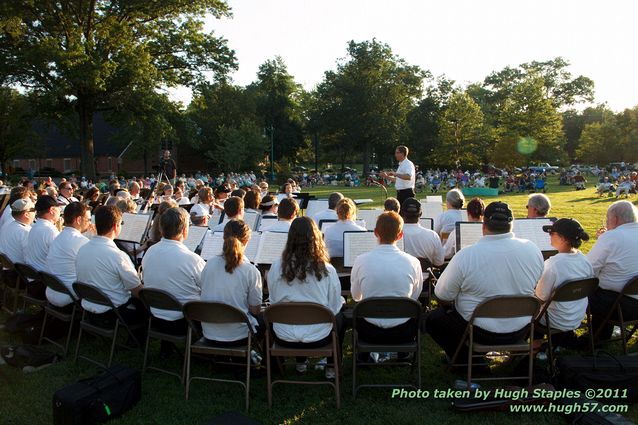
[484, 201, 513, 223]
[542, 218, 589, 242]
[401, 198, 421, 216]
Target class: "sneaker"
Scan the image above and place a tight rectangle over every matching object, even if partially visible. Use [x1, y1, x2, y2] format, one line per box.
[325, 367, 336, 380]
[296, 360, 309, 373]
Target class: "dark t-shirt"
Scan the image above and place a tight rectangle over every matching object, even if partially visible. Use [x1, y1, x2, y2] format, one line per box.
[161, 158, 176, 178]
[488, 176, 500, 189]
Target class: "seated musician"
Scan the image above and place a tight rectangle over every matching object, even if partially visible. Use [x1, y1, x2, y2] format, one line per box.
[258, 181, 269, 198]
[25, 196, 61, 297]
[200, 219, 263, 345]
[425, 202, 544, 362]
[267, 217, 345, 379]
[57, 181, 79, 206]
[324, 198, 366, 258]
[190, 187, 214, 220]
[172, 186, 190, 205]
[46, 202, 91, 309]
[535, 218, 593, 347]
[0, 198, 36, 265]
[128, 181, 141, 202]
[350, 212, 423, 354]
[75, 206, 147, 330]
[144, 200, 178, 249]
[213, 184, 231, 210]
[262, 198, 298, 233]
[526, 193, 551, 218]
[0, 186, 29, 230]
[586, 201, 638, 342]
[312, 192, 343, 223]
[400, 198, 444, 266]
[142, 207, 205, 355]
[231, 188, 246, 199]
[258, 195, 278, 217]
[435, 188, 464, 239]
[85, 187, 101, 211]
[383, 197, 400, 213]
[211, 196, 244, 232]
[443, 197, 484, 260]
[244, 190, 261, 215]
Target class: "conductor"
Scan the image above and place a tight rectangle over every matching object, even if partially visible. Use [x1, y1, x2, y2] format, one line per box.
[380, 145, 416, 205]
[159, 150, 177, 184]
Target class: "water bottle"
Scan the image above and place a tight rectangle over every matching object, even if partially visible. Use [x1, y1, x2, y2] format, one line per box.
[454, 379, 480, 391]
[250, 350, 262, 366]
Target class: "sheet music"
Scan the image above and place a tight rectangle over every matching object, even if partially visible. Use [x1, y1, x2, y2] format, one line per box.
[354, 199, 373, 205]
[426, 195, 443, 204]
[456, 222, 484, 251]
[258, 216, 278, 231]
[245, 232, 261, 263]
[199, 232, 224, 261]
[305, 200, 329, 219]
[419, 217, 434, 230]
[343, 232, 405, 267]
[276, 194, 288, 203]
[209, 209, 222, 227]
[183, 226, 208, 252]
[243, 212, 260, 230]
[319, 220, 337, 231]
[116, 213, 151, 244]
[254, 231, 288, 264]
[421, 202, 443, 231]
[357, 209, 382, 230]
[513, 218, 554, 251]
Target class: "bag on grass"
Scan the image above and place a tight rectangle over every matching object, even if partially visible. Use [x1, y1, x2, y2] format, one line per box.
[0, 344, 58, 371]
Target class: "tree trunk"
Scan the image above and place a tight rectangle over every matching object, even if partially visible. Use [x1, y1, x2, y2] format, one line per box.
[77, 96, 97, 180]
[363, 140, 370, 176]
[143, 147, 148, 177]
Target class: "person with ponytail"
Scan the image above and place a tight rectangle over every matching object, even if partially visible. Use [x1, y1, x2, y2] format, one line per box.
[200, 219, 263, 345]
[266, 216, 345, 379]
[435, 188, 465, 239]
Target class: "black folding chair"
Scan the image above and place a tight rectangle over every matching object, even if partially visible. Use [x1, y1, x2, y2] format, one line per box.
[39, 272, 79, 357]
[14, 263, 46, 310]
[593, 275, 638, 354]
[0, 253, 22, 314]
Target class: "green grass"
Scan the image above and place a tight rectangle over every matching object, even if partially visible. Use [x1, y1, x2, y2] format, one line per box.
[1, 177, 637, 425]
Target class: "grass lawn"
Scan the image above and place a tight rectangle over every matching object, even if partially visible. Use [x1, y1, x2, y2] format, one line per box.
[1, 177, 637, 425]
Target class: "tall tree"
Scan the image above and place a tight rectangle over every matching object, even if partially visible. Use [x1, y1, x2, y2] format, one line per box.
[562, 105, 610, 160]
[0, 87, 38, 174]
[0, 1, 236, 178]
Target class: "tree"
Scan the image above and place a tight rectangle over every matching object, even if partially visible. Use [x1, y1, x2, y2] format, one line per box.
[213, 121, 268, 171]
[562, 105, 610, 160]
[0, 1, 236, 178]
[0, 87, 38, 174]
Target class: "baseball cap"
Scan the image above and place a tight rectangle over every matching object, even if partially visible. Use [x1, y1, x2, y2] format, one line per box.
[484, 201, 513, 223]
[11, 198, 36, 212]
[401, 198, 421, 216]
[542, 218, 589, 242]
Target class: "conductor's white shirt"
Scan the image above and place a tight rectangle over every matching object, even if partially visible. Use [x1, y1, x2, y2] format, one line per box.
[587, 222, 638, 299]
[267, 260, 344, 343]
[395, 158, 416, 191]
[402, 223, 445, 266]
[351, 244, 423, 328]
[142, 238, 205, 321]
[435, 232, 544, 333]
[76, 236, 141, 314]
[26, 219, 59, 272]
[46, 227, 89, 307]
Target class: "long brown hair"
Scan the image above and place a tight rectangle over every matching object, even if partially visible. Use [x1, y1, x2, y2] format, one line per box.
[223, 219, 251, 273]
[281, 217, 329, 283]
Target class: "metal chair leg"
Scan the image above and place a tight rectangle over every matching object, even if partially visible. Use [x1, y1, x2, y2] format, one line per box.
[39, 310, 49, 346]
[108, 321, 119, 367]
[142, 319, 152, 374]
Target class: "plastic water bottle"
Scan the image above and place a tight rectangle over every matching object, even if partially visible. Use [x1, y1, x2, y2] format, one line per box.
[314, 357, 327, 370]
[370, 352, 380, 363]
[454, 379, 480, 391]
[250, 350, 262, 366]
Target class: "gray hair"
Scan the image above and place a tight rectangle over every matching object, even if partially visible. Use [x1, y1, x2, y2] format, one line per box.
[608, 200, 638, 225]
[528, 193, 551, 216]
[446, 189, 465, 209]
[160, 207, 190, 239]
[328, 192, 344, 209]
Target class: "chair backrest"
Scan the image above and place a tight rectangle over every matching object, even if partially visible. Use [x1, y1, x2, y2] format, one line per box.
[183, 301, 249, 326]
[0, 253, 14, 270]
[72, 281, 115, 309]
[352, 297, 421, 321]
[40, 271, 75, 300]
[14, 263, 41, 281]
[330, 257, 347, 273]
[551, 277, 599, 302]
[621, 275, 638, 297]
[139, 288, 183, 313]
[417, 257, 432, 271]
[264, 302, 335, 327]
[471, 296, 540, 322]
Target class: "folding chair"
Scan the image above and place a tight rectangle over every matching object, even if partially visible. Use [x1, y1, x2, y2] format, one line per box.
[593, 275, 638, 354]
[138, 288, 188, 383]
[535, 277, 599, 374]
[263, 303, 341, 408]
[183, 301, 254, 411]
[39, 272, 79, 357]
[450, 295, 541, 390]
[72, 282, 145, 367]
[417, 258, 434, 308]
[351, 297, 421, 397]
[14, 263, 46, 310]
[0, 253, 21, 314]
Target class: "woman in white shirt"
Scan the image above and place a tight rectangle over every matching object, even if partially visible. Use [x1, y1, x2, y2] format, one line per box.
[324, 198, 366, 258]
[200, 219, 263, 345]
[443, 197, 484, 259]
[435, 188, 465, 240]
[267, 217, 345, 379]
[535, 218, 593, 348]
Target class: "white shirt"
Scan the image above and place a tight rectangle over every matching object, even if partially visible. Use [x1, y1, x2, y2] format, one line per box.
[435, 232, 544, 333]
[351, 244, 423, 328]
[263, 220, 291, 233]
[402, 223, 445, 266]
[0, 219, 31, 264]
[535, 252, 594, 331]
[0, 207, 13, 231]
[435, 209, 464, 235]
[267, 259, 344, 343]
[76, 236, 141, 313]
[587, 222, 638, 299]
[312, 209, 338, 224]
[57, 195, 79, 206]
[26, 219, 59, 272]
[443, 229, 457, 259]
[142, 238, 205, 321]
[200, 256, 262, 341]
[174, 196, 190, 205]
[324, 220, 366, 258]
[395, 158, 416, 190]
[46, 227, 89, 307]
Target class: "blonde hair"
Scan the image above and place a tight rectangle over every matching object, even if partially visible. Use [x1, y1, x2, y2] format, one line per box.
[335, 198, 357, 221]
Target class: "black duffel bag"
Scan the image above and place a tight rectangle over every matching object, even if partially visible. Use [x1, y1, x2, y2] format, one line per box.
[556, 351, 638, 403]
[52, 364, 141, 424]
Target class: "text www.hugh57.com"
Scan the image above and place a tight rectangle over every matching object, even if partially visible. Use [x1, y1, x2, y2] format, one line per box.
[510, 402, 628, 414]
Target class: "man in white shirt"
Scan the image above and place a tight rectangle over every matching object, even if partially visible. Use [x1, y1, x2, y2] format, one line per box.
[380, 145, 416, 205]
[526, 193, 551, 218]
[587, 201, 638, 341]
[426, 201, 544, 361]
[400, 198, 444, 266]
[312, 192, 343, 224]
[142, 207, 205, 354]
[0, 198, 36, 265]
[75, 206, 146, 331]
[324, 198, 366, 258]
[0, 186, 30, 231]
[57, 182, 79, 206]
[351, 211, 423, 347]
[263, 198, 298, 233]
[211, 196, 244, 232]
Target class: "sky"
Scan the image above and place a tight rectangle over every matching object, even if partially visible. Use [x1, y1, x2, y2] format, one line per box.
[169, 0, 638, 112]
